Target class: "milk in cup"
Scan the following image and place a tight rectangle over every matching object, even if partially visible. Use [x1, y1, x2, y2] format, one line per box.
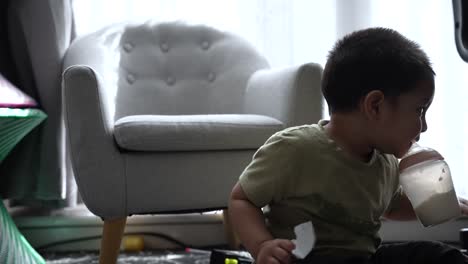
[399, 143, 461, 227]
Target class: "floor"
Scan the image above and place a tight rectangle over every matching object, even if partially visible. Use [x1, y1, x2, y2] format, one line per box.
[14, 206, 467, 252]
[42, 248, 253, 264]
[5, 202, 468, 263]
[43, 250, 213, 264]
[10, 204, 228, 252]
[6, 203, 235, 263]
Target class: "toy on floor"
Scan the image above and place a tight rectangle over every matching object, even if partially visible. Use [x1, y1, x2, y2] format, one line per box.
[209, 249, 253, 264]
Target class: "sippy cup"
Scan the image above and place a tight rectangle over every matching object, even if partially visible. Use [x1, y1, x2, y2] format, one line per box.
[399, 142, 461, 227]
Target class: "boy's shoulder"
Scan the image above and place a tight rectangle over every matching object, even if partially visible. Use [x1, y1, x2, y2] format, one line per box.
[269, 122, 400, 167]
[276, 123, 319, 135]
[267, 123, 325, 146]
[280, 123, 320, 134]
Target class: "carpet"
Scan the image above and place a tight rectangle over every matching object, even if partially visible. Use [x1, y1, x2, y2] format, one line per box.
[44, 250, 211, 264]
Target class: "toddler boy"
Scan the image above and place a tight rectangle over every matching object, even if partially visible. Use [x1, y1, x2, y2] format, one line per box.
[228, 27, 468, 264]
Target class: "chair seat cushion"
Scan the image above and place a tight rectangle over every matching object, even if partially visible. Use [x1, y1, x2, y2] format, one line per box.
[114, 114, 284, 151]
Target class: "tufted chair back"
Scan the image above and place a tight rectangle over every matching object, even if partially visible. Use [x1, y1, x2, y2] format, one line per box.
[115, 22, 270, 120]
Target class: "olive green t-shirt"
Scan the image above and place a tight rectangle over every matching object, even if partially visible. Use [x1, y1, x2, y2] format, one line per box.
[239, 120, 401, 256]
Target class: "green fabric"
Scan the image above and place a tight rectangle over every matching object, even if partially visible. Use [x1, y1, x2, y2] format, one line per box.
[0, 107, 46, 263]
[0, 198, 45, 264]
[0, 108, 46, 163]
[239, 120, 401, 256]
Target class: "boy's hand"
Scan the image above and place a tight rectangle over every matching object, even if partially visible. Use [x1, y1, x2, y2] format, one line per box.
[256, 239, 296, 264]
[460, 197, 468, 216]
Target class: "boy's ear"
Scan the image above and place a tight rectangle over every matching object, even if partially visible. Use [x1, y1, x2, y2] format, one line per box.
[361, 90, 385, 120]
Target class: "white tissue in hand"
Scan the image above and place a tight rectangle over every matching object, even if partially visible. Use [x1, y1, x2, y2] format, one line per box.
[291, 221, 315, 259]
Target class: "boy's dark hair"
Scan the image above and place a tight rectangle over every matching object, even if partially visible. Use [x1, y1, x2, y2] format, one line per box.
[322, 27, 435, 113]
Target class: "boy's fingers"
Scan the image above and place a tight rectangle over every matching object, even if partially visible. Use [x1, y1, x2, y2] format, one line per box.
[274, 246, 293, 261]
[262, 256, 280, 264]
[278, 239, 296, 251]
[268, 240, 294, 264]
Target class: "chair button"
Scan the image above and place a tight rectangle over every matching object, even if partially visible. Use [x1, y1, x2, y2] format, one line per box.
[166, 76, 175, 85]
[123, 42, 134, 52]
[127, 74, 135, 84]
[201, 41, 210, 50]
[160, 42, 169, 52]
[208, 72, 216, 82]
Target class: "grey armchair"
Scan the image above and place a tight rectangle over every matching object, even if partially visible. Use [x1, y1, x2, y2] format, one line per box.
[62, 21, 323, 263]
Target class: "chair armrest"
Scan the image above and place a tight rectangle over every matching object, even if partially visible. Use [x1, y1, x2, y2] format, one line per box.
[62, 65, 126, 219]
[243, 63, 324, 127]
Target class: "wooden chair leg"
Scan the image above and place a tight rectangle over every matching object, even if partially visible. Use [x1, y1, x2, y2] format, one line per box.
[222, 209, 241, 249]
[99, 217, 127, 264]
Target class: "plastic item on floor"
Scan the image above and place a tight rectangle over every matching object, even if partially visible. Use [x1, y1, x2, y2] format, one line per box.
[122, 235, 145, 251]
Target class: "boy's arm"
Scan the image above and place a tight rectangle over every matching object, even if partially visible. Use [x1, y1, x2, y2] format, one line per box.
[228, 183, 273, 256]
[228, 183, 295, 263]
[382, 192, 417, 221]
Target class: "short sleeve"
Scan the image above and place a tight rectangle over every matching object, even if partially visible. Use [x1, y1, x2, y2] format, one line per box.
[384, 154, 403, 214]
[239, 133, 299, 207]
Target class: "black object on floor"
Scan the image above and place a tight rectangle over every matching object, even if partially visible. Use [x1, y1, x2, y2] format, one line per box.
[209, 249, 253, 264]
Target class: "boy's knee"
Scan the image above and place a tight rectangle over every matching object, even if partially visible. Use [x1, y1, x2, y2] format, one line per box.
[412, 241, 464, 263]
[375, 241, 466, 264]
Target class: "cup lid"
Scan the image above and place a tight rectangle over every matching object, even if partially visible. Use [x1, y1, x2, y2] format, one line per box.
[400, 142, 442, 171]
